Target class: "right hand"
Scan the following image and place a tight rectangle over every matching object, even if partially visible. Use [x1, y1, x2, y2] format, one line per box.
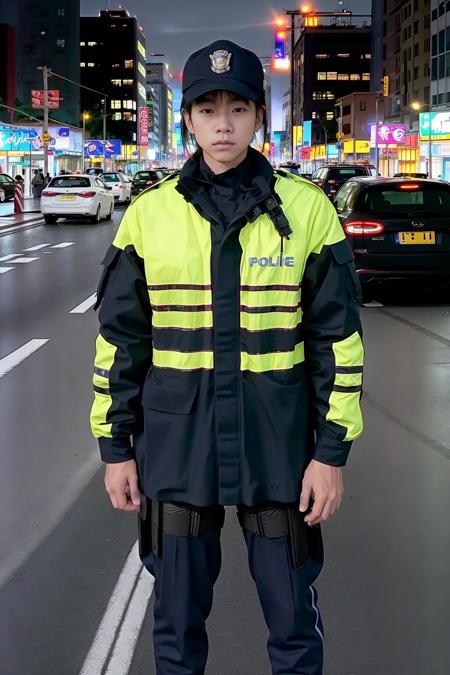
[104, 459, 141, 512]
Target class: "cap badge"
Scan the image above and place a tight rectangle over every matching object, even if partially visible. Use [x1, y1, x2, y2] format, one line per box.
[210, 50, 232, 74]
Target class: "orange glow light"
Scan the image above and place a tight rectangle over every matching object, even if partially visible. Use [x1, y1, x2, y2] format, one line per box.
[275, 17, 285, 27]
[399, 184, 420, 190]
[276, 31, 286, 39]
[272, 56, 290, 71]
[301, 4, 311, 12]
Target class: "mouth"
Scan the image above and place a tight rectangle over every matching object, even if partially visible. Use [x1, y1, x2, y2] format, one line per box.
[213, 141, 234, 148]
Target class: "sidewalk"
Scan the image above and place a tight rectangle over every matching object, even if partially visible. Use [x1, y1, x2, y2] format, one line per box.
[0, 198, 43, 232]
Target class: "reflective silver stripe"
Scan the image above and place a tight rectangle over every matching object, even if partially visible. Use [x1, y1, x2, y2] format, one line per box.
[94, 366, 110, 378]
[93, 384, 110, 395]
[333, 384, 363, 393]
[309, 586, 324, 643]
[335, 366, 363, 374]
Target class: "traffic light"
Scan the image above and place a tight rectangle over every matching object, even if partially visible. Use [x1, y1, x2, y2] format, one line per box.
[274, 30, 286, 60]
[383, 76, 389, 97]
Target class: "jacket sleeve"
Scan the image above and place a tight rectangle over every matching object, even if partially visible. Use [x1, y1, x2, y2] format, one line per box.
[302, 197, 364, 467]
[90, 209, 152, 463]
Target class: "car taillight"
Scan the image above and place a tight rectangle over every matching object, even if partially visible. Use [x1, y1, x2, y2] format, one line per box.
[399, 183, 420, 190]
[117, 184, 123, 188]
[42, 190, 56, 197]
[344, 220, 385, 236]
[80, 191, 96, 198]
[146, 180, 154, 185]
[327, 179, 336, 184]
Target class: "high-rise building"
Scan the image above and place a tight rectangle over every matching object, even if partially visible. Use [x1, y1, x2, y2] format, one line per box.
[80, 9, 146, 144]
[0, 0, 80, 126]
[0, 24, 16, 122]
[146, 63, 173, 162]
[292, 13, 371, 146]
[431, 0, 450, 110]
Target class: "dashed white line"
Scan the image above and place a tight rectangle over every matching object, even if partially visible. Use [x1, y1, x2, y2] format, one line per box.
[51, 242, 74, 249]
[0, 339, 49, 378]
[0, 254, 20, 262]
[104, 567, 154, 674]
[79, 541, 149, 675]
[0, 267, 14, 274]
[8, 257, 39, 264]
[23, 243, 50, 251]
[69, 292, 97, 314]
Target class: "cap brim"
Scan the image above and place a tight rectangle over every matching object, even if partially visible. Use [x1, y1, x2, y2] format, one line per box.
[181, 77, 259, 108]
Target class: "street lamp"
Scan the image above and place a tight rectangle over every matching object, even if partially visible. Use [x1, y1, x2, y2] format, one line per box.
[410, 100, 432, 178]
[82, 112, 90, 172]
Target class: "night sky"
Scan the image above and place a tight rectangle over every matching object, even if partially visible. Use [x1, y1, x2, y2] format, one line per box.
[80, 0, 372, 129]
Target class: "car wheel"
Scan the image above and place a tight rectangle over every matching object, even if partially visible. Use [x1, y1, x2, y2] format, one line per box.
[0, 188, 5, 202]
[105, 203, 113, 221]
[44, 215, 58, 224]
[90, 206, 101, 224]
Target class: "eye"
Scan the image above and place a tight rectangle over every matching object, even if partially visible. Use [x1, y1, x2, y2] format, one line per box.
[198, 107, 214, 114]
[233, 106, 248, 113]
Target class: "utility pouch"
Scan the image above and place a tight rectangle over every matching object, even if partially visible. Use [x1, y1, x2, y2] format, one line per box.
[287, 505, 310, 569]
[138, 496, 162, 559]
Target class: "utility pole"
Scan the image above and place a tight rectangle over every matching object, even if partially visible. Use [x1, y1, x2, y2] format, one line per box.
[43, 65, 49, 175]
[375, 92, 380, 176]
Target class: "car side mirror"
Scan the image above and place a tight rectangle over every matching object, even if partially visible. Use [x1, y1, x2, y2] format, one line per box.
[106, 185, 112, 190]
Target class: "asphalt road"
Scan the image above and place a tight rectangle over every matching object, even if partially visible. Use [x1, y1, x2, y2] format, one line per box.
[0, 209, 449, 675]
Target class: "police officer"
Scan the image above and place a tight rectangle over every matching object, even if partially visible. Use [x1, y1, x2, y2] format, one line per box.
[91, 39, 364, 675]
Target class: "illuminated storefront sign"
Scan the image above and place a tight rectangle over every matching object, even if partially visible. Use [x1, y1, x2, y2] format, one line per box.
[419, 111, 450, 140]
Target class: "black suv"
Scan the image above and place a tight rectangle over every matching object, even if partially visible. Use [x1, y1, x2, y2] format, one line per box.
[131, 169, 164, 195]
[0, 173, 16, 202]
[311, 164, 375, 199]
[333, 176, 450, 286]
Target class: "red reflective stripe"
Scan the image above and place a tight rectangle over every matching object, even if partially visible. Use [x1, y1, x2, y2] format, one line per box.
[152, 304, 212, 312]
[240, 304, 300, 314]
[240, 284, 301, 291]
[148, 284, 212, 290]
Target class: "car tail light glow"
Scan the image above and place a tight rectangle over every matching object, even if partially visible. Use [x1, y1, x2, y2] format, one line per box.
[117, 184, 123, 188]
[327, 179, 336, 184]
[146, 180, 154, 185]
[80, 191, 96, 198]
[399, 183, 420, 190]
[41, 190, 57, 197]
[344, 220, 385, 236]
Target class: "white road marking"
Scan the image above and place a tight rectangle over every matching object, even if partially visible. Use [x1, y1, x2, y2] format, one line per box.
[362, 300, 384, 308]
[69, 292, 97, 314]
[51, 242, 74, 248]
[0, 267, 14, 274]
[105, 567, 154, 674]
[0, 254, 20, 261]
[0, 339, 49, 378]
[79, 541, 150, 675]
[8, 257, 39, 264]
[23, 243, 50, 251]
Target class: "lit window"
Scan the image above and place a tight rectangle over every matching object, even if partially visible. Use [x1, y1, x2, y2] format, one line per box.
[317, 72, 326, 80]
[312, 112, 317, 119]
[365, 53, 371, 59]
[112, 63, 120, 68]
[132, 100, 137, 110]
[132, 114, 136, 121]
[57, 39, 65, 48]
[337, 53, 350, 58]
[123, 100, 133, 109]
[362, 73, 371, 80]
[123, 112, 132, 121]
[124, 59, 133, 69]
[350, 74, 361, 80]
[315, 54, 329, 59]
[111, 79, 122, 86]
[326, 92, 335, 100]
[138, 62, 146, 77]
[326, 112, 334, 120]
[137, 41, 146, 58]
[327, 72, 337, 80]
[111, 100, 121, 110]
[80, 62, 85, 67]
[80, 41, 85, 46]
[338, 73, 349, 80]
[87, 62, 95, 68]
[112, 112, 122, 121]
[122, 79, 133, 85]
[88, 41, 97, 47]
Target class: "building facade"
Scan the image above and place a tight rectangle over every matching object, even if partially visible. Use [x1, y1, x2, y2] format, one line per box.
[293, 16, 371, 146]
[80, 9, 146, 145]
[146, 63, 173, 163]
[0, 24, 16, 122]
[0, 0, 80, 127]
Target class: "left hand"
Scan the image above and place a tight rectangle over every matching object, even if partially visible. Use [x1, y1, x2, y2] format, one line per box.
[299, 459, 344, 526]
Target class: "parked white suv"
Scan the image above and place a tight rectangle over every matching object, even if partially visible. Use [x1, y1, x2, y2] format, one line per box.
[41, 174, 114, 224]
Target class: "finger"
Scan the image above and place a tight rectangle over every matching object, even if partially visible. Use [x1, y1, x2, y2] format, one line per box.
[319, 502, 333, 523]
[115, 490, 128, 510]
[120, 502, 141, 513]
[304, 496, 325, 524]
[108, 491, 118, 509]
[299, 482, 312, 512]
[128, 476, 141, 507]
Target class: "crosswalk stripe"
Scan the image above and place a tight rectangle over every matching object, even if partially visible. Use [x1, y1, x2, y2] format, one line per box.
[69, 292, 97, 314]
[51, 242, 74, 248]
[0, 339, 49, 378]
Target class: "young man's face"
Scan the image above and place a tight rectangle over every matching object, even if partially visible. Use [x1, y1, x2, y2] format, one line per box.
[183, 90, 264, 174]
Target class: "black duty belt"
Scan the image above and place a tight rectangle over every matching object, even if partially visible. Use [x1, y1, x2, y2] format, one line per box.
[162, 502, 225, 538]
[237, 505, 290, 538]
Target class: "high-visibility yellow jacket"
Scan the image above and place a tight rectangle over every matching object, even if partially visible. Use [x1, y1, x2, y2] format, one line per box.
[91, 150, 364, 506]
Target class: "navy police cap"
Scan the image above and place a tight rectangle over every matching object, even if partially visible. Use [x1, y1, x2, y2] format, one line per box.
[181, 39, 265, 107]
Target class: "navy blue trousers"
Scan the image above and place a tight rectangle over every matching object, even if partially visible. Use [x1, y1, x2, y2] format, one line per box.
[141, 522, 324, 675]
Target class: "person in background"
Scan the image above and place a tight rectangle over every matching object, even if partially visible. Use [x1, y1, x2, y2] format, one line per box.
[31, 169, 43, 198]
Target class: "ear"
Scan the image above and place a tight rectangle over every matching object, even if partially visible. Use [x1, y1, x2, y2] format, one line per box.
[255, 105, 265, 133]
[183, 109, 195, 135]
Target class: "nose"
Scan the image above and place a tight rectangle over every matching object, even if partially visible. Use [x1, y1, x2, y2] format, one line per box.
[215, 112, 233, 134]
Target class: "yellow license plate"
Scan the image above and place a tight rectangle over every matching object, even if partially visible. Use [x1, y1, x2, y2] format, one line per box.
[398, 231, 435, 245]
[59, 195, 75, 201]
